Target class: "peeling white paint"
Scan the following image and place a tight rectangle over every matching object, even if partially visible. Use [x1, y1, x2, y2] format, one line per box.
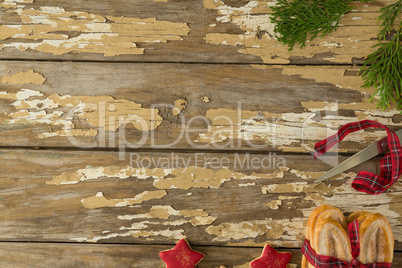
[0, 89, 162, 139]
[71, 228, 185, 243]
[80, 190, 167, 209]
[264, 200, 282, 209]
[205, 0, 276, 41]
[262, 182, 308, 194]
[119, 221, 150, 230]
[196, 85, 400, 152]
[206, 218, 304, 246]
[0, 3, 190, 56]
[206, 221, 267, 241]
[48, 164, 287, 190]
[321, 41, 342, 47]
[238, 182, 256, 187]
[204, 0, 383, 64]
[290, 169, 324, 180]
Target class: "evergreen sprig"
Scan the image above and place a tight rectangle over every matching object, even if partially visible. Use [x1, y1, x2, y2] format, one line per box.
[271, 0, 372, 51]
[360, 0, 402, 110]
[377, 0, 402, 41]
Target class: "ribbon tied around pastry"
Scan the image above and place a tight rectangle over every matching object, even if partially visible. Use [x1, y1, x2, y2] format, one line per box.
[313, 119, 402, 195]
[301, 219, 392, 267]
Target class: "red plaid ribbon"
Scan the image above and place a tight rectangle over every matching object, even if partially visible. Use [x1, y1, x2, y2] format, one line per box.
[301, 219, 392, 267]
[314, 120, 402, 195]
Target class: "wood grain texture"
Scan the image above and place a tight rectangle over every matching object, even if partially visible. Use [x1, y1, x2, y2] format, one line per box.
[0, 0, 396, 64]
[0, 61, 400, 152]
[1, 0, 401, 266]
[0, 149, 401, 250]
[0, 242, 401, 267]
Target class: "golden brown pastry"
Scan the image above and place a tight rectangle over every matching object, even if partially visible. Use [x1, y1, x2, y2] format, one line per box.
[303, 206, 394, 267]
[347, 210, 370, 225]
[358, 213, 394, 264]
[312, 218, 352, 263]
[302, 205, 347, 268]
[306, 205, 347, 241]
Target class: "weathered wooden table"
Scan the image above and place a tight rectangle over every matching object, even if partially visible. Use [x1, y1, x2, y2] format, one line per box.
[0, 0, 401, 267]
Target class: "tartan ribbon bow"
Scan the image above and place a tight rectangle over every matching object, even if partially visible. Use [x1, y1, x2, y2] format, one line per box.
[301, 219, 392, 267]
[313, 120, 402, 195]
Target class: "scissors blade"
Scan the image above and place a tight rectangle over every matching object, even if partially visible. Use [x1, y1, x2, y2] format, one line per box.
[314, 129, 402, 184]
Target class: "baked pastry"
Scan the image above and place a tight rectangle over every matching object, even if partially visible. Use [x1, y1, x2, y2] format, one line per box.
[357, 213, 394, 263]
[347, 210, 394, 263]
[305, 204, 347, 242]
[302, 206, 394, 267]
[312, 218, 352, 263]
[302, 205, 348, 268]
[346, 210, 371, 225]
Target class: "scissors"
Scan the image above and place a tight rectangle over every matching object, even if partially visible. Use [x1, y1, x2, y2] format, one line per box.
[314, 129, 402, 183]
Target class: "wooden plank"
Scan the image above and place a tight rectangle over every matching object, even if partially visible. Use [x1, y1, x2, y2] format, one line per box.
[0, 61, 399, 152]
[0, 0, 396, 64]
[0, 149, 401, 250]
[0, 243, 302, 268]
[0, 242, 401, 267]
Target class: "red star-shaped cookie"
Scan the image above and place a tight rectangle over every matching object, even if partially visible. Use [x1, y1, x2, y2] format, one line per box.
[249, 244, 292, 268]
[159, 239, 205, 268]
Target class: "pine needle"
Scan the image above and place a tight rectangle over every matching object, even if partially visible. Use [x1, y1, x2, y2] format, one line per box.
[377, 0, 402, 41]
[360, 0, 402, 110]
[272, 0, 402, 112]
[271, 0, 373, 51]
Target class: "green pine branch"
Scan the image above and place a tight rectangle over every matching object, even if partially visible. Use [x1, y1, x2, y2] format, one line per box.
[271, 0, 373, 51]
[360, 0, 402, 110]
[377, 0, 402, 41]
[272, 0, 402, 112]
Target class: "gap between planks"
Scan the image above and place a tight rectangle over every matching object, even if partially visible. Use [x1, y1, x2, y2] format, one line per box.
[0, 145, 358, 158]
[0, 241, 400, 268]
[1, 240, 400, 253]
[0, 58, 365, 66]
